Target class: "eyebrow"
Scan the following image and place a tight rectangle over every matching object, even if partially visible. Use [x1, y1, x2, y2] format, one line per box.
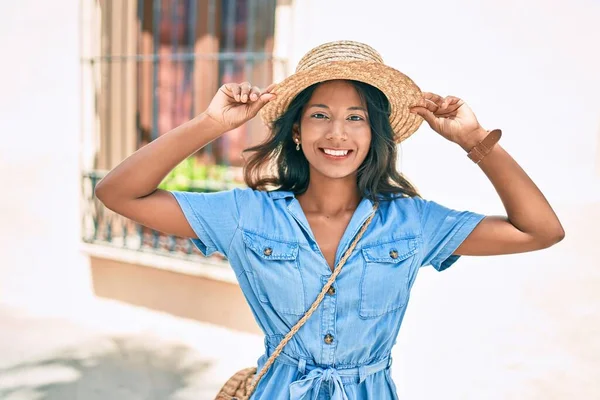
[308, 104, 367, 112]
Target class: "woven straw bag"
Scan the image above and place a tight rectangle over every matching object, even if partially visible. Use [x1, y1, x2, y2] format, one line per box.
[214, 367, 257, 399]
[214, 204, 378, 400]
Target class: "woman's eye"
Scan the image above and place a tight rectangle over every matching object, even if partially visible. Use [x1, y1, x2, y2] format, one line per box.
[311, 113, 328, 119]
[348, 115, 365, 121]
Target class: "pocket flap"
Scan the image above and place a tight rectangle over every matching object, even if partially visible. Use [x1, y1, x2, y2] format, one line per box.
[242, 231, 299, 260]
[362, 238, 418, 263]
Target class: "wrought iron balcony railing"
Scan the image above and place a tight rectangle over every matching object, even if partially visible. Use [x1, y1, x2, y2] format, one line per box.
[81, 170, 241, 262]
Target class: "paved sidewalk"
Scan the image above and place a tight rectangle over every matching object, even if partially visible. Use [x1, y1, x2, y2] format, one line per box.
[0, 300, 263, 400]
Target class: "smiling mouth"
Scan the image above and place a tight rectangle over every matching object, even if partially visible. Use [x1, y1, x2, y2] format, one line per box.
[319, 148, 353, 159]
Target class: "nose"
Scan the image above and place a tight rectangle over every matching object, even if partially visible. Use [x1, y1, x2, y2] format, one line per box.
[326, 119, 347, 141]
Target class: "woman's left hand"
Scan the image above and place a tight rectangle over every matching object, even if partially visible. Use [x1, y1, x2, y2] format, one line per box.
[410, 92, 487, 151]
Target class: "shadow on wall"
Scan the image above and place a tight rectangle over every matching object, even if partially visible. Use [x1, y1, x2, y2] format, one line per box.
[0, 337, 212, 399]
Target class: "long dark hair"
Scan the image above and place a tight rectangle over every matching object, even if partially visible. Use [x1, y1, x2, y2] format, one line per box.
[243, 80, 420, 202]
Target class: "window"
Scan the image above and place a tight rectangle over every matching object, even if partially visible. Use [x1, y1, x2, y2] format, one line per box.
[81, 0, 285, 256]
[85, 0, 279, 170]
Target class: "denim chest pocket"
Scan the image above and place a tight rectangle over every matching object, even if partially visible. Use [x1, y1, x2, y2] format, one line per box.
[242, 230, 306, 315]
[359, 237, 419, 319]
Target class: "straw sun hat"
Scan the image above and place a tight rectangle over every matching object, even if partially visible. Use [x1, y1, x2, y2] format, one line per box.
[260, 40, 424, 143]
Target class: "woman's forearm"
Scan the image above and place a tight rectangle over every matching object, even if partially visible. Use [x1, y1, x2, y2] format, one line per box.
[95, 112, 224, 203]
[459, 130, 565, 245]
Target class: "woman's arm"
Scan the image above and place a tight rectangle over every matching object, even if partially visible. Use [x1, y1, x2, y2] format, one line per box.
[411, 94, 565, 256]
[94, 83, 275, 238]
[454, 134, 564, 255]
[94, 113, 224, 238]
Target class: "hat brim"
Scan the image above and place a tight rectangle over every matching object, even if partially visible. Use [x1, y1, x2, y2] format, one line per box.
[260, 61, 424, 143]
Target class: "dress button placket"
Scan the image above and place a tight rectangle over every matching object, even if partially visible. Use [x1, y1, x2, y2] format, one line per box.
[320, 275, 337, 365]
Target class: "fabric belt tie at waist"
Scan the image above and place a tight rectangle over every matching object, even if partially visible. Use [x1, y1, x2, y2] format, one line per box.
[287, 356, 392, 400]
[289, 367, 347, 400]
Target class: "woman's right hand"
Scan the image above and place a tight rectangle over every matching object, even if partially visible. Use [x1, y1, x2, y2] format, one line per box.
[204, 82, 277, 132]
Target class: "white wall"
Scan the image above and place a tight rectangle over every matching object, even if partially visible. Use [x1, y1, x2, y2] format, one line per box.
[284, 0, 600, 208]
[0, 1, 93, 311]
[281, 0, 600, 398]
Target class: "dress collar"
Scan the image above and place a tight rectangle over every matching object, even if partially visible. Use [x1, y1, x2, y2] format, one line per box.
[267, 190, 295, 200]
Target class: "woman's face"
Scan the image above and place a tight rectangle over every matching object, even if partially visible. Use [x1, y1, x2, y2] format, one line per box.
[294, 80, 372, 181]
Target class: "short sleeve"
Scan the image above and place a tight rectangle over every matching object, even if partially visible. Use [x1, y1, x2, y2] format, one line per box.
[417, 198, 486, 271]
[170, 188, 245, 257]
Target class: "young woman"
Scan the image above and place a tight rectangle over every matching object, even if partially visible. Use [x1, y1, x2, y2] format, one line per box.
[95, 41, 564, 399]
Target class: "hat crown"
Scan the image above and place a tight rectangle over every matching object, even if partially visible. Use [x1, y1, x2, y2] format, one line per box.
[295, 40, 384, 73]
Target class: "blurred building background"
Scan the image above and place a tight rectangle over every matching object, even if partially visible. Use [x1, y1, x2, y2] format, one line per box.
[0, 0, 599, 399]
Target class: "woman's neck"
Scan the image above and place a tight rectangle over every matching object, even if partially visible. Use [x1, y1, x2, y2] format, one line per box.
[297, 174, 361, 217]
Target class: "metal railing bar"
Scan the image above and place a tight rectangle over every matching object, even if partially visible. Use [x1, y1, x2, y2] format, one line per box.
[187, 0, 197, 119]
[151, 0, 161, 141]
[121, 0, 128, 172]
[81, 52, 281, 63]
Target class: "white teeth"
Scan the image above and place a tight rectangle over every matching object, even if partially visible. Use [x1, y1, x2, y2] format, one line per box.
[323, 149, 349, 156]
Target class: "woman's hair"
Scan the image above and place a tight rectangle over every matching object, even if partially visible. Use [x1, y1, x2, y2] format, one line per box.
[242, 80, 420, 202]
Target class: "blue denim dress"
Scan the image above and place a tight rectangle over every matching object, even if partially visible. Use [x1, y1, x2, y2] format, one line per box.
[171, 188, 485, 400]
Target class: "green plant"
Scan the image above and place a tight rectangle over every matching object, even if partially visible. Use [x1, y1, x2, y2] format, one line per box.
[158, 158, 245, 192]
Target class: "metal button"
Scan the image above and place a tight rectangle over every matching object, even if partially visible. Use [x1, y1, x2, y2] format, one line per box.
[389, 250, 399, 259]
[327, 286, 336, 295]
[324, 334, 334, 344]
[263, 247, 273, 256]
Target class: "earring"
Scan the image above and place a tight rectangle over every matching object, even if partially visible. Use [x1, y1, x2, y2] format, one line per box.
[295, 141, 300, 151]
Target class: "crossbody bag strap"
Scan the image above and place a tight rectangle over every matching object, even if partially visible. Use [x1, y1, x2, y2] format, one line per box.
[246, 203, 379, 395]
